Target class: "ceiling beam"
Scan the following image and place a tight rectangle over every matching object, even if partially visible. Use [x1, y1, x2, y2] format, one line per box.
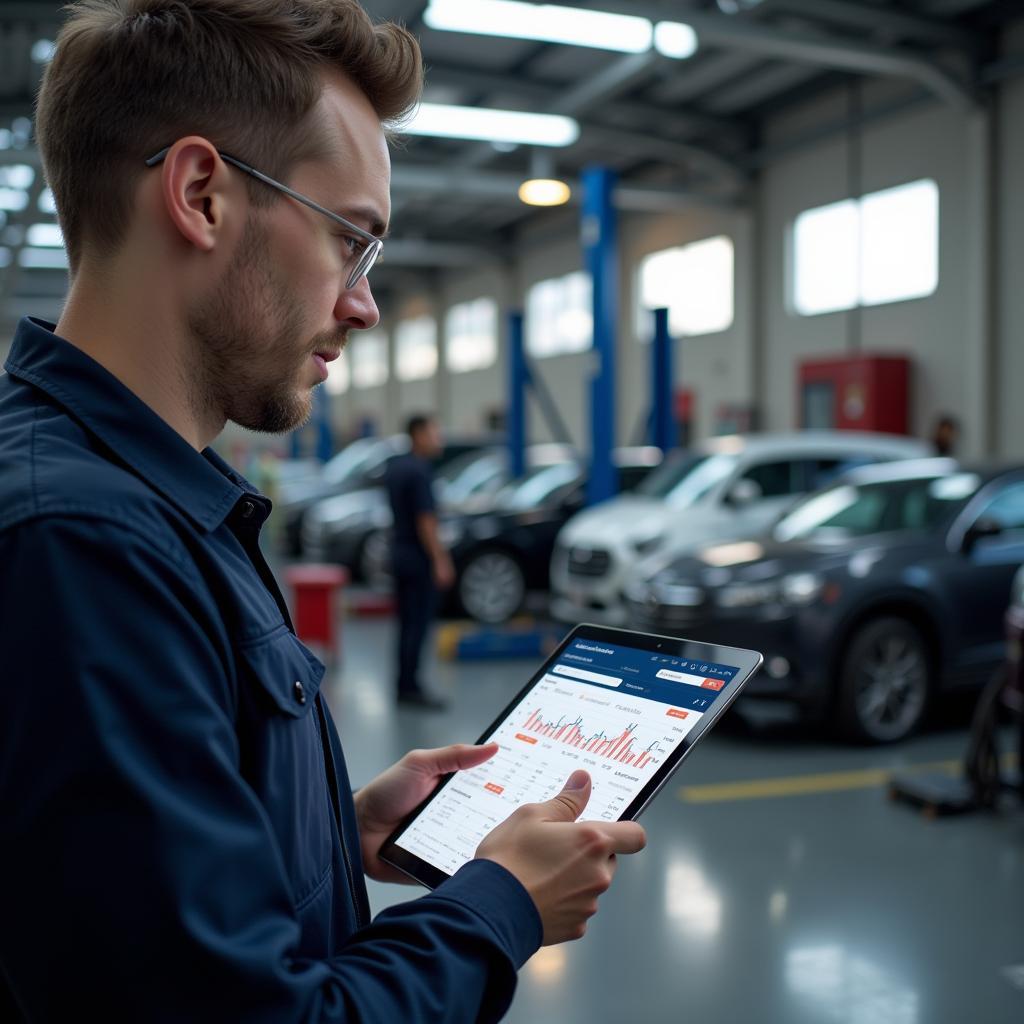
[552, 1, 978, 109]
[759, 0, 984, 49]
[423, 61, 745, 143]
[390, 163, 739, 210]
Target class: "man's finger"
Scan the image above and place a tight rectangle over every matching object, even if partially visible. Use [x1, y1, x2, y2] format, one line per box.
[541, 770, 592, 821]
[419, 742, 498, 775]
[591, 821, 647, 855]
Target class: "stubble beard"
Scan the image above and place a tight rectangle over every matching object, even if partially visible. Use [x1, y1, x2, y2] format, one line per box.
[187, 217, 318, 436]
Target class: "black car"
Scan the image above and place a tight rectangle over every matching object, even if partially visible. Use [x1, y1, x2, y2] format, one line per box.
[279, 434, 498, 557]
[441, 447, 663, 623]
[278, 435, 407, 556]
[625, 460, 1024, 743]
[301, 446, 514, 583]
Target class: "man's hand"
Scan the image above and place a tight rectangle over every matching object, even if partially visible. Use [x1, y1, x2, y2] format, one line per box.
[433, 553, 455, 590]
[476, 770, 646, 945]
[355, 742, 499, 883]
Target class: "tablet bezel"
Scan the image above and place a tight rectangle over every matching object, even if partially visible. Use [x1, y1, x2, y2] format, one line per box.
[380, 623, 763, 889]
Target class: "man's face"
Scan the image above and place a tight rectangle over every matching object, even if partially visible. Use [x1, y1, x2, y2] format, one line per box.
[415, 420, 443, 458]
[188, 72, 390, 435]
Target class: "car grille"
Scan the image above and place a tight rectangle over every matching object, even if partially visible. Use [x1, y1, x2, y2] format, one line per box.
[567, 546, 612, 579]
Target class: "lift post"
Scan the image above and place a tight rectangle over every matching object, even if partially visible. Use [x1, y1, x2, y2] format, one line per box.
[507, 310, 527, 480]
[290, 381, 335, 461]
[583, 166, 618, 506]
[507, 308, 579, 476]
[650, 306, 675, 453]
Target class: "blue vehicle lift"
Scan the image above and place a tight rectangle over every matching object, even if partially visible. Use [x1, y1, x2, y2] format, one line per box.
[583, 166, 618, 506]
[650, 306, 676, 454]
[291, 383, 335, 462]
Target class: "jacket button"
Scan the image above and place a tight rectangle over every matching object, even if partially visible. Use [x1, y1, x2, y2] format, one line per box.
[293, 680, 307, 705]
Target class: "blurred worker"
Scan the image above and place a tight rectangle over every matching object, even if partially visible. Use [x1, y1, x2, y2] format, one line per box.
[386, 413, 453, 709]
[931, 413, 960, 457]
[0, 2, 645, 1020]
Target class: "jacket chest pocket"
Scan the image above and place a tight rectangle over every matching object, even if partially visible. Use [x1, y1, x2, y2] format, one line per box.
[236, 627, 335, 909]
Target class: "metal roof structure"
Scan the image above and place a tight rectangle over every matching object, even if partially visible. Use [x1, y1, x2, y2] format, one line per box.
[0, 0, 1019, 321]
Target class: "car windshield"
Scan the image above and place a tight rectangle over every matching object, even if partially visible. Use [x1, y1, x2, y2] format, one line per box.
[773, 473, 983, 542]
[437, 451, 506, 505]
[635, 452, 739, 507]
[321, 439, 381, 486]
[497, 462, 582, 512]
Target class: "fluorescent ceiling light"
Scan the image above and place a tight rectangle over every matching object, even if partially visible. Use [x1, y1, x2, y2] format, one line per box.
[405, 103, 579, 147]
[38, 188, 57, 214]
[654, 22, 699, 60]
[27, 223, 63, 247]
[19, 246, 69, 270]
[519, 178, 572, 206]
[425, 0, 652, 53]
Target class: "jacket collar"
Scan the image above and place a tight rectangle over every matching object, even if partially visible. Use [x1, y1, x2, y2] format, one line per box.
[4, 317, 255, 532]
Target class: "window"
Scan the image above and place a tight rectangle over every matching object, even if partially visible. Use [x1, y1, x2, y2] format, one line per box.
[446, 297, 498, 373]
[526, 270, 592, 358]
[739, 460, 798, 499]
[350, 330, 388, 388]
[974, 483, 1024, 533]
[636, 236, 734, 338]
[395, 316, 438, 381]
[792, 179, 939, 316]
[324, 350, 350, 395]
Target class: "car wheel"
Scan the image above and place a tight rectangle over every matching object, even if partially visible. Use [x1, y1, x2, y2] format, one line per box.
[359, 529, 392, 589]
[459, 549, 526, 624]
[837, 616, 932, 743]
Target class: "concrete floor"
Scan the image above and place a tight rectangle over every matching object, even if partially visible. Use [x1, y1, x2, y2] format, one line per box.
[324, 617, 1024, 1024]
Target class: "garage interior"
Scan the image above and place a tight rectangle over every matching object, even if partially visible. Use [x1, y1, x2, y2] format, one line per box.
[2, 1, 1024, 1021]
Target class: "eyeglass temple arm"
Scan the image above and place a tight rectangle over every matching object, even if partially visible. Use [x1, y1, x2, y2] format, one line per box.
[143, 146, 379, 246]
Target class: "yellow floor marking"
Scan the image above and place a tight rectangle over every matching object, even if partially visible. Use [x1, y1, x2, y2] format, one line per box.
[678, 754, 1019, 804]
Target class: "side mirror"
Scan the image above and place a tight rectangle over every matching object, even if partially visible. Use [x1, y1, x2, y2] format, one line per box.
[727, 478, 763, 507]
[962, 517, 1003, 553]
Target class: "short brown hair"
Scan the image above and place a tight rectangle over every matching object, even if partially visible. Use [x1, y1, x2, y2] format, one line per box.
[35, 0, 422, 271]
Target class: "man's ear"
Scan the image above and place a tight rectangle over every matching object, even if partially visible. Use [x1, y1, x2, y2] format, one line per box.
[156, 136, 238, 253]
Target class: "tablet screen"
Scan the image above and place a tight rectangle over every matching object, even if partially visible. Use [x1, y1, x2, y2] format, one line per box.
[391, 632, 744, 878]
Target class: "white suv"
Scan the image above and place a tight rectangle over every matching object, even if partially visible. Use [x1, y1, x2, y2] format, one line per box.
[550, 431, 931, 626]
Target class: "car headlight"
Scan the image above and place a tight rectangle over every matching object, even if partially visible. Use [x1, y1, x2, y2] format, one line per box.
[779, 572, 825, 606]
[716, 581, 779, 608]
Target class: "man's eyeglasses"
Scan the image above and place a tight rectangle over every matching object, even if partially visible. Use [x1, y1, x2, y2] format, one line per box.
[144, 146, 384, 290]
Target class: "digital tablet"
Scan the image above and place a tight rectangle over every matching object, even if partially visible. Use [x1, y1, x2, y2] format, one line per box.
[380, 624, 763, 889]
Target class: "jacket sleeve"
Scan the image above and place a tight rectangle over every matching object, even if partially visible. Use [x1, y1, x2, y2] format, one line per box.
[0, 516, 541, 1023]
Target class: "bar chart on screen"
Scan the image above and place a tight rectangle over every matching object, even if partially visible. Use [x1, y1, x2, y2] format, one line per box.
[519, 709, 660, 769]
[396, 665, 707, 874]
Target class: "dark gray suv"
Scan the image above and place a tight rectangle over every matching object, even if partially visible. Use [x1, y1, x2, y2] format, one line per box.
[625, 460, 1024, 743]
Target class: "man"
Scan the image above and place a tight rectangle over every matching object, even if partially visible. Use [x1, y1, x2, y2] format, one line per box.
[386, 413, 453, 709]
[0, 2, 645, 1021]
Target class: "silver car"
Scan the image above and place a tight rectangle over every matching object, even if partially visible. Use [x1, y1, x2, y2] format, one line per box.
[550, 431, 931, 626]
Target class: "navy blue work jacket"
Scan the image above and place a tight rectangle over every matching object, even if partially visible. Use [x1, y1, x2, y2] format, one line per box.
[0, 318, 541, 1022]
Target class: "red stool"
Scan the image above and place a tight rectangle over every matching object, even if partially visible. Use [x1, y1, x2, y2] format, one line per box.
[284, 564, 349, 661]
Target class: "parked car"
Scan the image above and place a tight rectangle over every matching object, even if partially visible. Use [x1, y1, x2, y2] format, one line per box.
[623, 459, 1024, 743]
[301, 443, 585, 584]
[279, 434, 498, 556]
[441, 447, 663, 624]
[278, 435, 408, 556]
[301, 446, 510, 583]
[551, 430, 931, 627]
